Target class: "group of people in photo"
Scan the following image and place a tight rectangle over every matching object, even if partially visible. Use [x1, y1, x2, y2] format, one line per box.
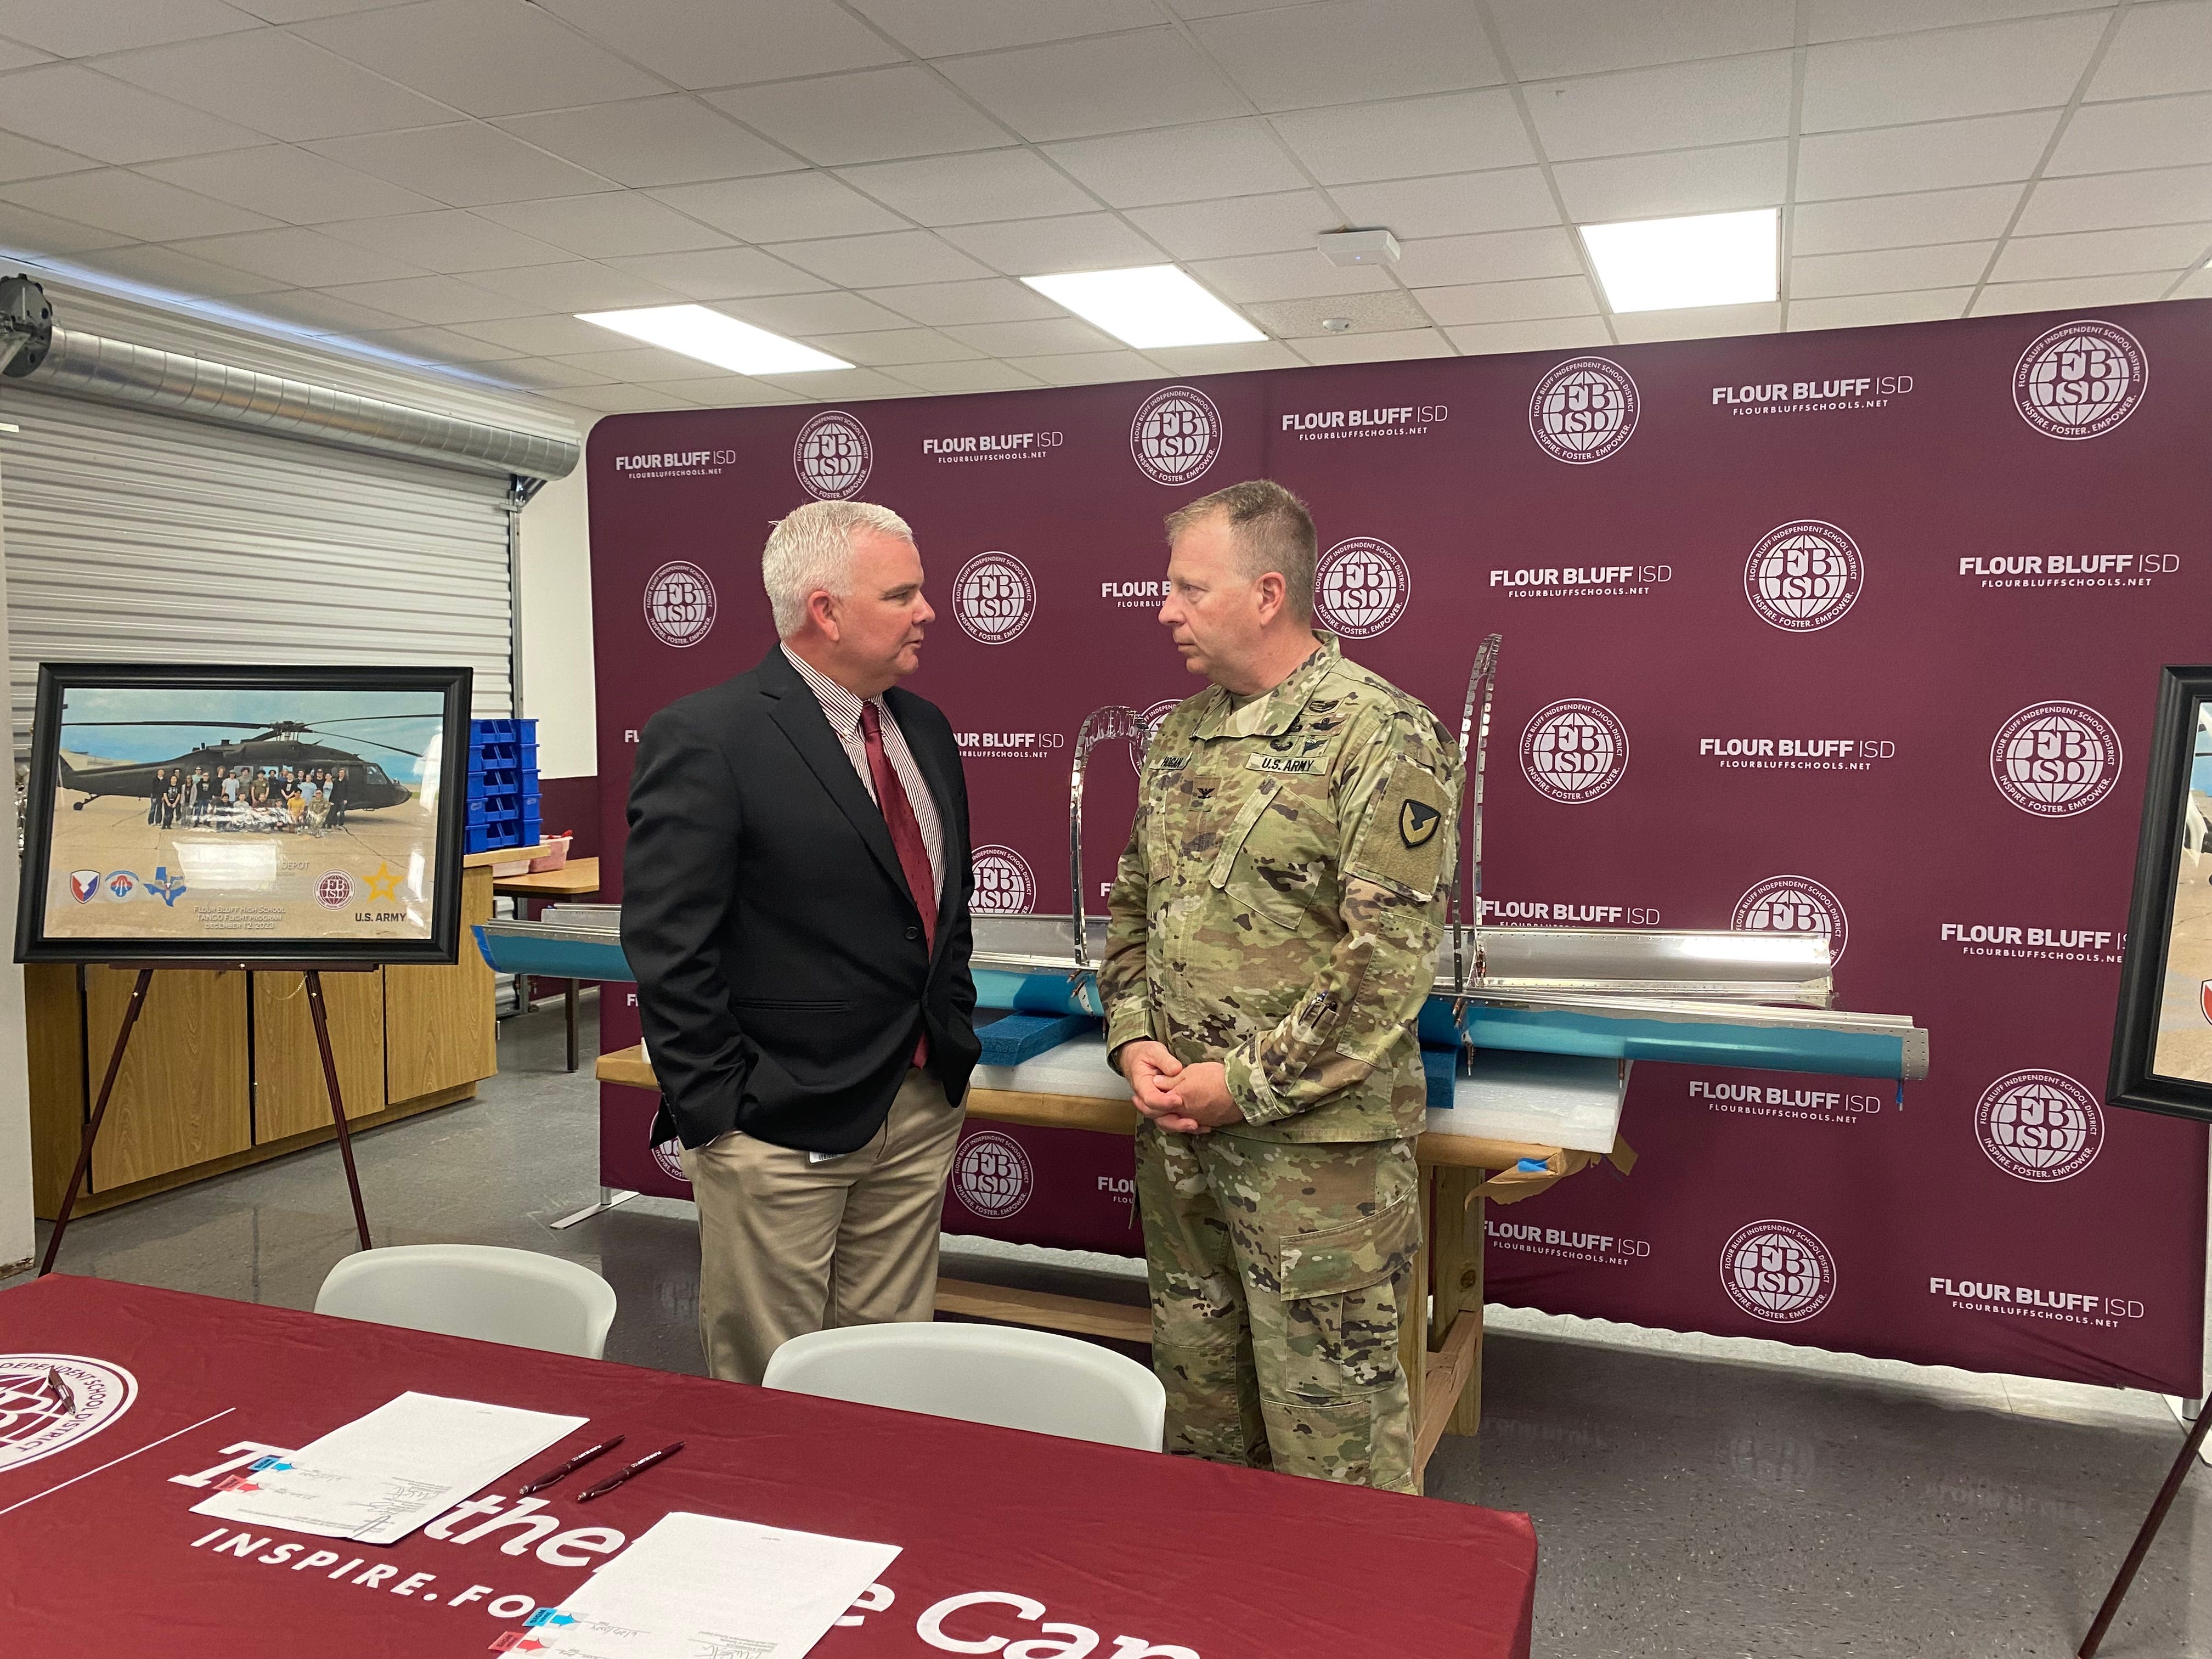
[145, 763, 355, 836]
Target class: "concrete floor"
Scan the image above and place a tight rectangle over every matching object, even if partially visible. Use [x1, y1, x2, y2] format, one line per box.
[9, 995, 2210, 1658]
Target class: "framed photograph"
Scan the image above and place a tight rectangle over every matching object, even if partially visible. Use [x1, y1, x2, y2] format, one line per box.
[2109, 664, 2212, 1122]
[15, 663, 472, 967]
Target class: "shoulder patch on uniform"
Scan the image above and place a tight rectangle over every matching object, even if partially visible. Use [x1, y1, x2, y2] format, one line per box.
[1248, 754, 1325, 775]
[1349, 757, 1454, 900]
[1400, 798, 1441, 848]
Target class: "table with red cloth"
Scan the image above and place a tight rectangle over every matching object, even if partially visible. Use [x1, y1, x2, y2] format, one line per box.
[0, 1275, 1536, 1658]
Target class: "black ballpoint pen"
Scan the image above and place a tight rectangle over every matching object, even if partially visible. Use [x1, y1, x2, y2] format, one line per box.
[518, 1435, 625, 1497]
[575, 1441, 684, 1502]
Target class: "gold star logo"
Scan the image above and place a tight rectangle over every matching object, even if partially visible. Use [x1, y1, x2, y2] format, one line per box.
[364, 862, 398, 904]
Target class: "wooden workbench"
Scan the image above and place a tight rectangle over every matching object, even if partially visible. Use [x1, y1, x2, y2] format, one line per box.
[493, 856, 600, 1070]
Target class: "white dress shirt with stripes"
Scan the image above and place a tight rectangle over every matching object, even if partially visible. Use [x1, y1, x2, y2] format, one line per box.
[781, 644, 946, 905]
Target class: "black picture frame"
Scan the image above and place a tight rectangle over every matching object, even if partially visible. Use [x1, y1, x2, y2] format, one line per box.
[15, 662, 472, 967]
[2108, 664, 2212, 1123]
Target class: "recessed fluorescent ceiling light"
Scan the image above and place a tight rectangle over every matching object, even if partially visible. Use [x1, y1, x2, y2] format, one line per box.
[1580, 208, 1778, 313]
[574, 304, 849, 374]
[1021, 265, 1263, 349]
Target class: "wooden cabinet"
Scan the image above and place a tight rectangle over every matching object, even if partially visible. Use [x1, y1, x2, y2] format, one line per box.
[385, 865, 496, 1104]
[86, 967, 251, 1192]
[251, 968, 386, 1143]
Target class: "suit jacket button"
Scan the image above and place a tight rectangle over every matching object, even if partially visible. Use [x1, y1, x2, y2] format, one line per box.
[905, 924, 921, 940]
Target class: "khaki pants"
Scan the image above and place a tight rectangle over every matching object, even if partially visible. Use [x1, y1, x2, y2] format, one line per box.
[681, 1068, 963, 1385]
[1136, 1123, 1423, 1494]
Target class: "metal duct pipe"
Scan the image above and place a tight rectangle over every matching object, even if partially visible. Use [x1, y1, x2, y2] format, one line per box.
[0, 279, 578, 481]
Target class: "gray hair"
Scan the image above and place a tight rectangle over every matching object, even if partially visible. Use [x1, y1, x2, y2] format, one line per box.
[1165, 478, 1317, 622]
[761, 499, 915, 637]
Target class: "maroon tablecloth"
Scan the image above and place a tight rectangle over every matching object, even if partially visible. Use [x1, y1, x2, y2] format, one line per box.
[0, 1275, 1535, 1657]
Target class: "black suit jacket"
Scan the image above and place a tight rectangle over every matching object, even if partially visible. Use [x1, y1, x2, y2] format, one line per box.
[622, 646, 979, 1155]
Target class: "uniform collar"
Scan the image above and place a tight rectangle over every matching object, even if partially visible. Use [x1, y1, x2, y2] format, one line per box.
[1194, 633, 1341, 741]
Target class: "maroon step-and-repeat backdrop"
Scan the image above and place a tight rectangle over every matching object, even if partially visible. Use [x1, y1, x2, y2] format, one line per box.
[588, 300, 2210, 1393]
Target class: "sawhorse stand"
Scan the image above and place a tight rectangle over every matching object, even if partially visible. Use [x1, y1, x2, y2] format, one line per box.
[38, 963, 376, 1276]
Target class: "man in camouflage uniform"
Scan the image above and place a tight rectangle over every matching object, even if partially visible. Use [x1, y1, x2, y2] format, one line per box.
[1101, 478, 1462, 1494]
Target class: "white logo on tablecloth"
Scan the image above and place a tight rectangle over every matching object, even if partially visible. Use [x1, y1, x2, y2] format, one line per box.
[1990, 702, 2122, 817]
[1520, 699, 1629, 804]
[953, 552, 1036, 645]
[1733, 874, 1848, 966]
[1745, 520, 1863, 633]
[1975, 1069, 2103, 1182]
[0, 1355, 137, 1472]
[1719, 1221, 1835, 1324]
[969, 846, 1036, 914]
[1530, 356, 1639, 464]
[643, 560, 716, 649]
[952, 1130, 1032, 1219]
[1313, 536, 1410, 639]
[2013, 319, 2147, 441]
[793, 410, 873, 500]
[1130, 386, 1222, 487]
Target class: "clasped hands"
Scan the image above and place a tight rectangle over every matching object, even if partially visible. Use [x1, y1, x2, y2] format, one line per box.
[1119, 1041, 1243, 1134]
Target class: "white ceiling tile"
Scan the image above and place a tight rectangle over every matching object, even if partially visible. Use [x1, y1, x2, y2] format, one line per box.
[633, 374, 798, 406]
[1610, 300, 1780, 342]
[475, 193, 732, 259]
[139, 145, 445, 221]
[1269, 90, 1534, 185]
[1144, 338, 1301, 373]
[0, 0, 261, 57]
[463, 260, 681, 311]
[1970, 271, 2174, 314]
[839, 150, 1098, 225]
[1290, 325, 1455, 363]
[1043, 120, 1306, 208]
[936, 211, 1165, 274]
[0, 200, 128, 253]
[0, 167, 275, 240]
[1194, 0, 1503, 111]
[0, 63, 266, 162]
[1786, 287, 1973, 330]
[1801, 13, 2107, 132]
[1489, 0, 1794, 79]
[0, 131, 99, 184]
[1188, 247, 1399, 301]
[1123, 190, 1334, 259]
[1415, 273, 1600, 325]
[552, 343, 740, 381]
[861, 276, 1066, 324]
[1993, 221, 2212, 281]
[941, 317, 1121, 354]
[495, 98, 802, 190]
[450, 313, 617, 355]
[603, 246, 832, 300]
[71, 241, 292, 296]
[2048, 94, 2212, 176]
[320, 209, 571, 272]
[0, 38, 44, 72]
[307, 124, 617, 206]
[1807, 0, 2107, 45]
[475, 354, 616, 389]
[294, 0, 662, 119]
[1791, 183, 2025, 255]
[1244, 287, 1429, 334]
[805, 327, 983, 365]
[2016, 165, 2212, 235]
[94, 30, 458, 142]
[1796, 110, 2061, 199]
[1328, 169, 1561, 239]
[351, 323, 526, 363]
[768, 227, 997, 285]
[229, 0, 425, 21]
[2088, 1, 2212, 101]
[317, 273, 545, 324]
[850, 0, 1169, 57]
[937, 32, 1245, 142]
[1003, 349, 1161, 385]
[709, 67, 1015, 167]
[1525, 53, 1795, 162]
[1553, 142, 1787, 222]
[649, 172, 905, 242]
[891, 358, 1045, 392]
[754, 365, 916, 400]
[1791, 239, 1995, 297]
[531, 0, 902, 90]
[556, 381, 702, 413]
[1444, 315, 1613, 354]
[226, 286, 415, 332]
[725, 290, 917, 334]
[171, 224, 428, 285]
[1396, 225, 1584, 286]
[2172, 261, 2212, 297]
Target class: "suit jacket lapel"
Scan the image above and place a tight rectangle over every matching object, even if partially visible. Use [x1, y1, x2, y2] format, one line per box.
[758, 649, 915, 909]
[888, 687, 963, 949]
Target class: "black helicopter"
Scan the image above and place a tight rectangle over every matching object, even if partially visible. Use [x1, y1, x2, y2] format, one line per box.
[56, 718, 425, 811]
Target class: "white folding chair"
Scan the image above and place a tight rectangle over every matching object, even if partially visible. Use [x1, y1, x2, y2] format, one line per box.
[762, 1322, 1165, 1451]
[314, 1244, 618, 1359]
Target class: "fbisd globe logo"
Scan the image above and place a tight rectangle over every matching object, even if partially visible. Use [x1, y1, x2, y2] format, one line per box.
[1719, 1221, 1836, 1324]
[1529, 356, 1639, 464]
[969, 845, 1036, 914]
[1745, 520, 1863, 633]
[1733, 874, 1848, 965]
[1990, 702, 2121, 817]
[643, 560, 716, 649]
[1520, 699, 1629, 804]
[1130, 385, 1222, 487]
[1312, 536, 1410, 639]
[0, 1355, 137, 1472]
[2013, 319, 2147, 441]
[793, 410, 872, 499]
[953, 551, 1036, 645]
[1975, 1069, 2103, 1183]
[315, 872, 352, 910]
[952, 1130, 1032, 1219]
[650, 1141, 689, 1186]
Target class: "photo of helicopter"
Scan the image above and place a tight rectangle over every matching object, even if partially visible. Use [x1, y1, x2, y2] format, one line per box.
[57, 716, 425, 814]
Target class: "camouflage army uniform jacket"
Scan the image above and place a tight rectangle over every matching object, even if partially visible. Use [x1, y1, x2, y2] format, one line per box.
[1101, 634, 1463, 1144]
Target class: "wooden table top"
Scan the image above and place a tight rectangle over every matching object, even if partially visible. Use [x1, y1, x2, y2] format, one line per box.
[492, 855, 601, 896]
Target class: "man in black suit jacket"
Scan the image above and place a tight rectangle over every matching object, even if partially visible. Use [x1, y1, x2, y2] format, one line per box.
[624, 498, 979, 1384]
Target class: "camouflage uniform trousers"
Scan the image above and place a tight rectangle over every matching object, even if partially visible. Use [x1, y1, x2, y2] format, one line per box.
[1135, 1120, 1422, 1494]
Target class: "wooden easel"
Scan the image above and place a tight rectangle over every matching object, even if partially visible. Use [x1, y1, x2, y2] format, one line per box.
[37, 962, 378, 1276]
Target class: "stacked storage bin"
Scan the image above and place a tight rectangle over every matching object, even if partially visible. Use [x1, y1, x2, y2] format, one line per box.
[465, 719, 543, 853]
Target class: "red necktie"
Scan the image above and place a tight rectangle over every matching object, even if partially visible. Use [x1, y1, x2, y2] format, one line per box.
[859, 702, 935, 1067]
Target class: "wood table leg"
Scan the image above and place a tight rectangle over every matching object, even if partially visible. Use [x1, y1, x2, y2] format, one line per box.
[1430, 1163, 1486, 1437]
